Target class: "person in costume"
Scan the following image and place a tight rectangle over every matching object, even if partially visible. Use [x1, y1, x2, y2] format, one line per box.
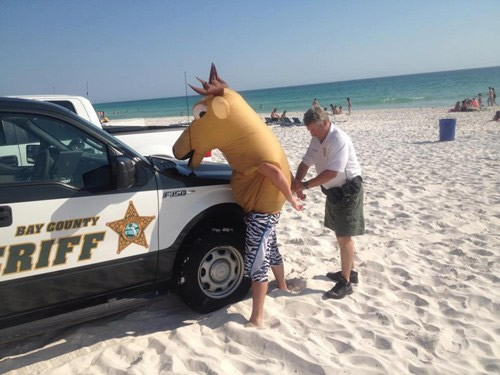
[173, 64, 302, 327]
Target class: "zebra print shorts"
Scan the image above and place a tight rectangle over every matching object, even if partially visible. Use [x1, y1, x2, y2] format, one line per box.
[244, 212, 282, 282]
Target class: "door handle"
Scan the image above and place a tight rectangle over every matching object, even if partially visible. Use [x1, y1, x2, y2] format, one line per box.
[0, 206, 12, 228]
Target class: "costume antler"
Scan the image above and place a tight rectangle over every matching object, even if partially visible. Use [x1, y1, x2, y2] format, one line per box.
[189, 63, 228, 96]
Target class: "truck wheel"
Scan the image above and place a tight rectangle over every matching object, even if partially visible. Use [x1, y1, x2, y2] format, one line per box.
[177, 228, 250, 313]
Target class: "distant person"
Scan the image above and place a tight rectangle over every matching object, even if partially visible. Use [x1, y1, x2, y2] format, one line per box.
[338, 106, 343, 114]
[347, 98, 352, 115]
[98, 111, 109, 123]
[312, 98, 319, 107]
[493, 111, 500, 122]
[330, 104, 335, 115]
[280, 110, 289, 121]
[493, 88, 497, 105]
[478, 94, 483, 110]
[271, 108, 280, 120]
[488, 87, 493, 106]
[449, 101, 461, 112]
[472, 98, 479, 108]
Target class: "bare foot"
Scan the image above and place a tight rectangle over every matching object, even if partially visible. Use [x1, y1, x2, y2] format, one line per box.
[275, 279, 289, 292]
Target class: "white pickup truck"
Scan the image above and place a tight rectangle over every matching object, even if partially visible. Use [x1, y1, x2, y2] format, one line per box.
[11, 95, 196, 159]
[0, 97, 247, 343]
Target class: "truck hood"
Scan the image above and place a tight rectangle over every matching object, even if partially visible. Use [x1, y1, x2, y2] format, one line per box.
[151, 155, 232, 187]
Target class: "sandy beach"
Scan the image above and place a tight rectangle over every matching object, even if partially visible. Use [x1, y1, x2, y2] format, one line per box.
[1, 107, 499, 374]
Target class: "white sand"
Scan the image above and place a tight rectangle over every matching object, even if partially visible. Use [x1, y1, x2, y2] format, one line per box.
[1, 108, 499, 374]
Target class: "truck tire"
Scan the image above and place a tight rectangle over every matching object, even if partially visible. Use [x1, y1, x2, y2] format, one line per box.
[177, 228, 250, 313]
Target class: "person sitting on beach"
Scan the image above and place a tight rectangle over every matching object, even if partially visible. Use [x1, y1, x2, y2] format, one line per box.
[493, 111, 500, 122]
[338, 106, 343, 114]
[98, 111, 109, 123]
[449, 101, 461, 112]
[280, 110, 290, 122]
[459, 98, 480, 112]
[271, 108, 280, 120]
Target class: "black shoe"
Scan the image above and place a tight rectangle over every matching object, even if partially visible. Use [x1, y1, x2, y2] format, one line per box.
[326, 270, 358, 284]
[324, 278, 353, 299]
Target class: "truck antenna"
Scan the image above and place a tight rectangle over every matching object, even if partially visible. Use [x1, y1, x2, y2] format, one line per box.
[185, 71, 195, 175]
[184, 71, 190, 123]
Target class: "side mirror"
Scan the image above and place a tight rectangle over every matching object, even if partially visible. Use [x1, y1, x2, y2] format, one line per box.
[26, 144, 40, 164]
[116, 156, 136, 189]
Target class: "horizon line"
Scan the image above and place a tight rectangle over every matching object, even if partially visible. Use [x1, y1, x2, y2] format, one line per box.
[97, 65, 500, 105]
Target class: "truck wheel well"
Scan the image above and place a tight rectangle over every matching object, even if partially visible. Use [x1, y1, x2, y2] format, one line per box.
[171, 203, 245, 279]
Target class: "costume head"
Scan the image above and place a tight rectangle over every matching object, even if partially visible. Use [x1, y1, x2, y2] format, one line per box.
[173, 64, 291, 213]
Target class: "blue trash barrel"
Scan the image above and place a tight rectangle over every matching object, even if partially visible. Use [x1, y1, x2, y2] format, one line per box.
[439, 118, 456, 141]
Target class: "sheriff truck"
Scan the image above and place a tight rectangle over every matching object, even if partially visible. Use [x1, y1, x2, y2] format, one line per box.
[0, 98, 249, 344]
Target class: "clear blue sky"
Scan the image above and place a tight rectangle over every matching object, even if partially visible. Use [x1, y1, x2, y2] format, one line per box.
[1, 0, 499, 103]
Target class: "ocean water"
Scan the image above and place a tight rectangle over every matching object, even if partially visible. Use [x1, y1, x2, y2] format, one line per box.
[95, 66, 500, 120]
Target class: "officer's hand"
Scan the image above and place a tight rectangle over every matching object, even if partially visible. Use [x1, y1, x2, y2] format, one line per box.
[296, 190, 306, 200]
[291, 179, 303, 193]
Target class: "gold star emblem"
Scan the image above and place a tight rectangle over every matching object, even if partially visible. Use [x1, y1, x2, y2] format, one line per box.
[106, 201, 156, 254]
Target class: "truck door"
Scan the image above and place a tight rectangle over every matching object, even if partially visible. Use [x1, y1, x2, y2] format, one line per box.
[0, 112, 159, 320]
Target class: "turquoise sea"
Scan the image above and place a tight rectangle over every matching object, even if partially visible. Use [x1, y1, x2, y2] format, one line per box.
[95, 66, 500, 120]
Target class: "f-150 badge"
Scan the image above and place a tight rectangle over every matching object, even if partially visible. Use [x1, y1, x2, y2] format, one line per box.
[106, 201, 155, 254]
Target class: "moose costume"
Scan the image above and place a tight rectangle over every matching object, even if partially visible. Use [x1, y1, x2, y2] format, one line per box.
[173, 64, 300, 326]
[173, 66, 291, 214]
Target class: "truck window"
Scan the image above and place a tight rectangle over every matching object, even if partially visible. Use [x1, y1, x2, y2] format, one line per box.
[0, 123, 6, 145]
[0, 120, 23, 177]
[0, 114, 112, 189]
[47, 100, 77, 114]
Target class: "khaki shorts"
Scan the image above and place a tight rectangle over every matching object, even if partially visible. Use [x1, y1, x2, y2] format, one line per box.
[324, 184, 365, 237]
